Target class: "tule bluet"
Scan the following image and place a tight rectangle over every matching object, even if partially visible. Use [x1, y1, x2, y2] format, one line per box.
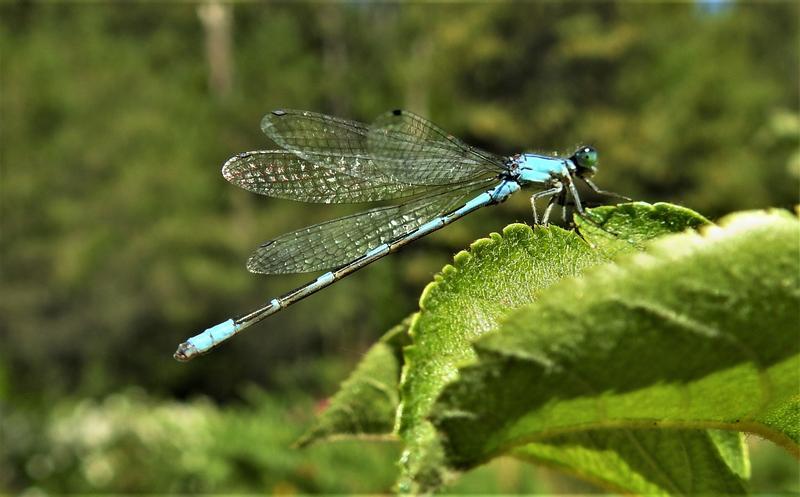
[174, 109, 624, 361]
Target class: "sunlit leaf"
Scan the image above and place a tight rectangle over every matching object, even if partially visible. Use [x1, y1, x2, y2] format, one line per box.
[432, 209, 799, 489]
[396, 203, 711, 492]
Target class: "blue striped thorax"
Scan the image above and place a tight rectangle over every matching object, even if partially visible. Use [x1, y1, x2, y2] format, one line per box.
[512, 153, 569, 185]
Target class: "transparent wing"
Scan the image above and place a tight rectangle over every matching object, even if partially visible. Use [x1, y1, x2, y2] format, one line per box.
[260, 109, 506, 187]
[222, 151, 430, 203]
[247, 177, 497, 274]
[366, 109, 507, 184]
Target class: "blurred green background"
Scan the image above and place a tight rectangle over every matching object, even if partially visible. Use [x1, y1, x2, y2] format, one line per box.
[1, 1, 798, 494]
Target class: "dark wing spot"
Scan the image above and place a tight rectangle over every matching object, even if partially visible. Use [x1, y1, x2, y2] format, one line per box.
[272, 109, 287, 116]
[392, 109, 402, 116]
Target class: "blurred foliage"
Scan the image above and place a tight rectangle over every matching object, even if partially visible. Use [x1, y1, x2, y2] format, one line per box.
[0, 1, 797, 493]
[0, 386, 559, 494]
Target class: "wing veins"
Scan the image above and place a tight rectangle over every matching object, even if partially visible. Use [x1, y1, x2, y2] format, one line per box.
[261, 109, 506, 188]
[246, 177, 497, 274]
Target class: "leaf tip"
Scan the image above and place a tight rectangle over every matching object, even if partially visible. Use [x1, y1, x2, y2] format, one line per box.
[467, 236, 496, 254]
[452, 249, 473, 267]
[418, 280, 438, 310]
[501, 222, 534, 237]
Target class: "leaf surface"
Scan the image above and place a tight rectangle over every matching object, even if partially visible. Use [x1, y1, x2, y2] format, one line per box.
[431, 209, 799, 483]
[397, 203, 714, 492]
[512, 429, 749, 495]
[296, 319, 411, 447]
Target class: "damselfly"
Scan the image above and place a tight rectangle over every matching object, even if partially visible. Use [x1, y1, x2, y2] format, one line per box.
[174, 109, 623, 361]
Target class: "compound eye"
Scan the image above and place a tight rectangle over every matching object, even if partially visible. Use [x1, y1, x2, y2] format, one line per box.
[576, 146, 598, 169]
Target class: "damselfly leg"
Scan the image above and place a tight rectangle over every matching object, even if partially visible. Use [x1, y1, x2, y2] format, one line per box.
[580, 177, 632, 202]
[530, 184, 563, 224]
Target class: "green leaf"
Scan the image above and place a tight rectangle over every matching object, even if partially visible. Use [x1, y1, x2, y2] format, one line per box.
[512, 429, 749, 495]
[295, 318, 411, 447]
[396, 202, 712, 493]
[397, 225, 599, 493]
[432, 209, 799, 480]
[578, 202, 711, 252]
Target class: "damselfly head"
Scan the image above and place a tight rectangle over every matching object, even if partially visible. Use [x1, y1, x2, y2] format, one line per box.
[571, 146, 598, 177]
